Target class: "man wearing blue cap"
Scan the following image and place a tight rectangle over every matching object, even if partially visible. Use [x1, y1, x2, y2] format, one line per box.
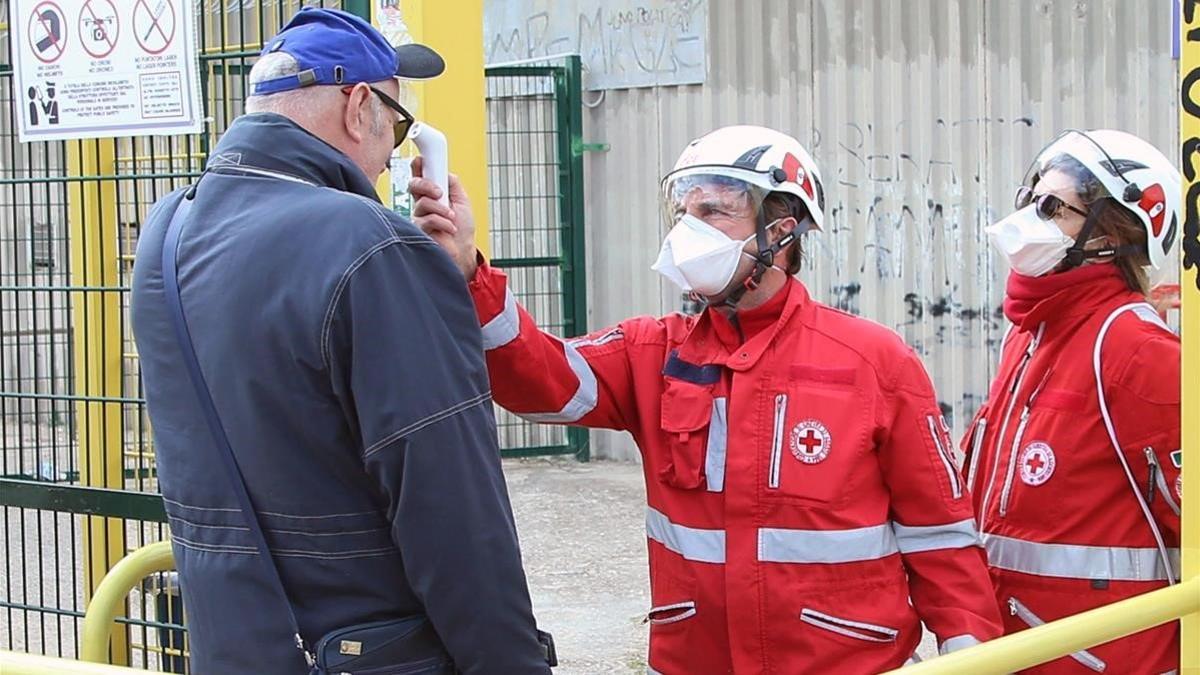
[132, 8, 552, 673]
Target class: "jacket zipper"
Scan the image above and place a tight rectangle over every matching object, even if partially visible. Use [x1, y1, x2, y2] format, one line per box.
[799, 607, 898, 643]
[999, 369, 1052, 516]
[1008, 598, 1107, 672]
[768, 394, 787, 489]
[980, 323, 1045, 527]
[1146, 447, 1181, 517]
[927, 415, 962, 499]
[966, 418, 987, 493]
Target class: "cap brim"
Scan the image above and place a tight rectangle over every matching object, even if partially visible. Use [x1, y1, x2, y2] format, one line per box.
[395, 43, 445, 80]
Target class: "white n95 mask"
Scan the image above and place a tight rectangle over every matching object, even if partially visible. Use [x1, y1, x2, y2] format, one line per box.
[652, 214, 756, 296]
[985, 205, 1075, 277]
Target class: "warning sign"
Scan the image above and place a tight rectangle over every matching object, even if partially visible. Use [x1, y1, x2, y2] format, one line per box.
[9, 0, 201, 142]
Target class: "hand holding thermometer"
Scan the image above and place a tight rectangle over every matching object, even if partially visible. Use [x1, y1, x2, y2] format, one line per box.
[408, 122, 449, 207]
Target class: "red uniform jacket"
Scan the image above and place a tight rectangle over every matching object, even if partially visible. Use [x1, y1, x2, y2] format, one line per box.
[472, 262, 1002, 674]
[963, 266, 1182, 674]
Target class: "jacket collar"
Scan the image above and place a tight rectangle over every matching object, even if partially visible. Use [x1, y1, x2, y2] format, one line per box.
[1017, 264, 1137, 331]
[205, 113, 381, 202]
[675, 278, 814, 373]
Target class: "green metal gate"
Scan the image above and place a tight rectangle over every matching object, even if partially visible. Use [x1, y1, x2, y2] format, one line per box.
[485, 56, 589, 461]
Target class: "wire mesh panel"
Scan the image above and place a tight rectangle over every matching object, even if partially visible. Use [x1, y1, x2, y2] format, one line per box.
[0, 0, 354, 668]
[485, 58, 587, 459]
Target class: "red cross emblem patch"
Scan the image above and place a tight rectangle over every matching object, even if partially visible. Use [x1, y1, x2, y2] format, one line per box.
[1019, 442, 1056, 486]
[790, 419, 831, 464]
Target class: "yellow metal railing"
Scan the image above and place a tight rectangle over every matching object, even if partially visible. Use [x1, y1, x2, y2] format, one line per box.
[78, 542, 176, 665]
[886, 578, 1200, 674]
[0, 652, 151, 674]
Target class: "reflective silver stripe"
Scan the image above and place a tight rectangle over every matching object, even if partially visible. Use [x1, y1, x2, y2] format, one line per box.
[985, 534, 1180, 582]
[645, 507, 725, 564]
[705, 398, 728, 493]
[518, 340, 599, 424]
[758, 523, 899, 563]
[1131, 303, 1170, 331]
[938, 634, 981, 655]
[893, 518, 981, 554]
[480, 287, 520, 350]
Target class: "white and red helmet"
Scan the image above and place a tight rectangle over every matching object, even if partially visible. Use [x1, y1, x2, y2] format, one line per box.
[1026, 129, 1180, 270]
[661, 125, 826, 232]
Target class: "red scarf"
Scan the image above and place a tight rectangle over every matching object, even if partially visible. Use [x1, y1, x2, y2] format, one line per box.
[1002, 263, 1123, 325]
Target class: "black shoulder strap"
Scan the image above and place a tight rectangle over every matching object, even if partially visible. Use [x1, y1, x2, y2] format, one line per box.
[160, 191, 316, 668]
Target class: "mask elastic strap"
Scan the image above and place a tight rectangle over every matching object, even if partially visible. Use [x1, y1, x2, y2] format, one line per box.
[1062, 201, 1107, 268]
[1063, 200, 1143, 267]
[721, 215, 797, 310]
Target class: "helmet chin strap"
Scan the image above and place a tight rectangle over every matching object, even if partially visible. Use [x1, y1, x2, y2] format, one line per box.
[1061, 200, 1142, 268]
[718, 211, 796, 310]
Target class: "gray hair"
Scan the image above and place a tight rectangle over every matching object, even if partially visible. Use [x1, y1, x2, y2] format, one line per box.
[244, 52, 386, 134]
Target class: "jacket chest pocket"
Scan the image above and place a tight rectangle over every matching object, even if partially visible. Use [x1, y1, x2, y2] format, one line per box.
[659, 380, 725, 491]
[997, 389, 1088, 519]
[766, 382, 869, 505]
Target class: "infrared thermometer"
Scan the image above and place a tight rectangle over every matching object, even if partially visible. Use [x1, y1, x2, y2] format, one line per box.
[409, 123, 449, 207]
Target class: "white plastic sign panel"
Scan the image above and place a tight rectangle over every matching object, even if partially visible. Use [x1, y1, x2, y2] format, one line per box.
[9, 0, 203, 142]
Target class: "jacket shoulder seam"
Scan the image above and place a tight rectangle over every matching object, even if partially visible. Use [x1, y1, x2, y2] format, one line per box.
[319, 234, 438, 369]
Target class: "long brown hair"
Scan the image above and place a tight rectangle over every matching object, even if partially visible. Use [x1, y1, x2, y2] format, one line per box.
[1089, 200, 1150, 294]
[1043, 154, 1150, 294]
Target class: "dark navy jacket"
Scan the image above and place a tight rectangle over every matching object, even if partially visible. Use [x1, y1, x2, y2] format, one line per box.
[131, 114, 549, 674]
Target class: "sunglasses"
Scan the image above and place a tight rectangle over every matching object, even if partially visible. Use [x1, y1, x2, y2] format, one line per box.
[1014, 185, 1089, 221]
[340, 85, 415, 148]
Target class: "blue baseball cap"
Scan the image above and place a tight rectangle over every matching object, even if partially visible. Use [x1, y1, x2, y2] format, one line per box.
[252, 7, 444, 96]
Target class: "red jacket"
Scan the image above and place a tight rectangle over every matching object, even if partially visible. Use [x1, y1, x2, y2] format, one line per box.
[962, 265, 1181, 674]
[471, 262, 1002, 674]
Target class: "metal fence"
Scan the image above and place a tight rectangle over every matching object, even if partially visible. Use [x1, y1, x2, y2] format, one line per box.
[0, 1, 358, 668]
[485, 56, 589, 460]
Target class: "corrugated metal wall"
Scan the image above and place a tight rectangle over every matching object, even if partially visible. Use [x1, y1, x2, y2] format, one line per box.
[578, 0, 1177, 459]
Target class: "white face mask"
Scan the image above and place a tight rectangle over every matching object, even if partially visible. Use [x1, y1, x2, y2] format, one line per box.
[985, 205, 1076, 277]
[652, 214, 761, 296]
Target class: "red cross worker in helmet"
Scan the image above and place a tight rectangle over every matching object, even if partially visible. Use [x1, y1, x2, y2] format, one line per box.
[965, 129, 1182, 674]
[412, 125, 1003, 673]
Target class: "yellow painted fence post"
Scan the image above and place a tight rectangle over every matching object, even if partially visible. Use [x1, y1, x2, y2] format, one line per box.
[373, 0, 490, 254]
[1179, 3, 1200, 671]
[66, 138, 128, 665]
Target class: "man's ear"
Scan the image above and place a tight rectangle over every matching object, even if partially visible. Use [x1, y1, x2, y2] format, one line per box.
[775, 216, 799, 239]
[342, 83, 372, 144]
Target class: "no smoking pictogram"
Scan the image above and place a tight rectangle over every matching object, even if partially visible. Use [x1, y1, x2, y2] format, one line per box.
[133, 0, 175, 55]
[79, 0, 119, 59]
[28, 1, 67, 64]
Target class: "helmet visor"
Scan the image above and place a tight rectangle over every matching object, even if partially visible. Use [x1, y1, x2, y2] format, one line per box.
[660, 169, 770, 231]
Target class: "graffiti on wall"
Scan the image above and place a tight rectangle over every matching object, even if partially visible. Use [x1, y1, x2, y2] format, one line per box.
[484, 0, 707, 90]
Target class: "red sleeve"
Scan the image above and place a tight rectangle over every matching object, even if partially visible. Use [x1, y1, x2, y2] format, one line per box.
[468, 259, 639, 431]
[1105, 331, 1182, 543]
[877, 349, 1004, 653]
